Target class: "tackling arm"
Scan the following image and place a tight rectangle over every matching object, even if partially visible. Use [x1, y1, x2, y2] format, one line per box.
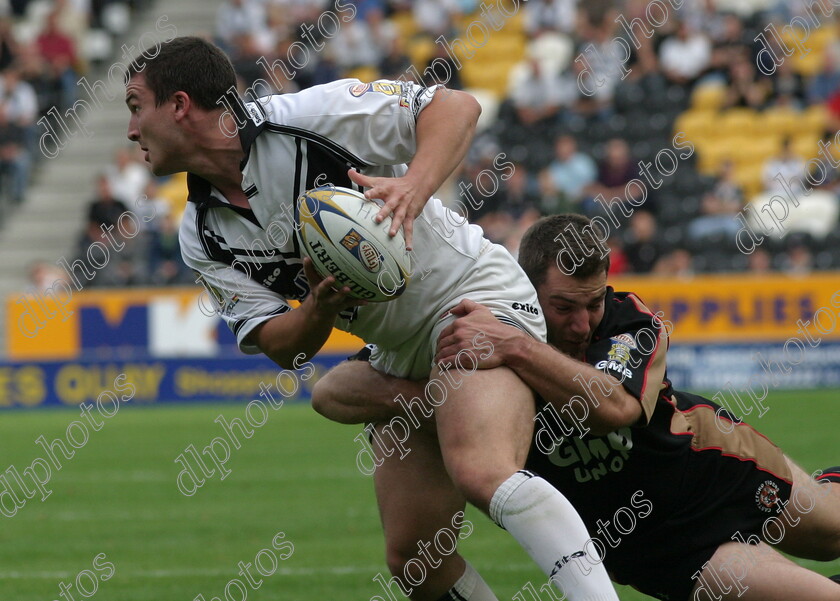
[436, 300, 642, 436]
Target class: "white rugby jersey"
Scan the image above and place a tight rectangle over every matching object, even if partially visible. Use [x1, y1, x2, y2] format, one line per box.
[180, 79, 499, 356]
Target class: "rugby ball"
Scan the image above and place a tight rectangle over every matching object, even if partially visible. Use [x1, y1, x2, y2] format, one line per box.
[295, 186, 412, 302]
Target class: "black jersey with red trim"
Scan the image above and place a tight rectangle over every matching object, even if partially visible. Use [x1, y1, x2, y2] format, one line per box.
[526, 287, 792, 600]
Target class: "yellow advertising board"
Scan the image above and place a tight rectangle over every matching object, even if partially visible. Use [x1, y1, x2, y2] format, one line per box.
[611, 272, 840, 343]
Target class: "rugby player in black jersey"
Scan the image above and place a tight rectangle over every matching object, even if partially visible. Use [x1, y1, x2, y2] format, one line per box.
[314, 214, 840, 601]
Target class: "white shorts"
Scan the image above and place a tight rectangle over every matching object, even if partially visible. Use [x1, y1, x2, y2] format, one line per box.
[369, 242, 547, 379]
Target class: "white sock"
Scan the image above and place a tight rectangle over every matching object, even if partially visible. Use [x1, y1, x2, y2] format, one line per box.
[438, 561, 499, 601]
[489, 471, 618, 601]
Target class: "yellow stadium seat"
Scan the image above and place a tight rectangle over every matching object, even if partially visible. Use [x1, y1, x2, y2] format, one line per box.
[344, 66, 380, 83]
[792, 135, 821, 160]
[461, 59, 515, 97]
[733, 162, 765, 199]
[792, 48, 826, 77]
[674, 110, 718, 144]
[739, 134, 783, 165]
[761, 107, 800, 138]
[802, 104, 829, 136]
[390, 10, 418, 40]
[691, 83, 727, 111]
[407, 36, 437, 69]
[697, 141, 737, 174]
[719, 107, 758, 137]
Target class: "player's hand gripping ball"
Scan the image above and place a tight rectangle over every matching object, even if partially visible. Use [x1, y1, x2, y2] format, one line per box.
[295, 186, 412, 302]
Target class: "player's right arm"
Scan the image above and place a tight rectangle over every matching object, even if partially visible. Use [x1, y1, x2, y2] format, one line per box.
[248, 258, 367, 368]
[186, 229, 363, 369]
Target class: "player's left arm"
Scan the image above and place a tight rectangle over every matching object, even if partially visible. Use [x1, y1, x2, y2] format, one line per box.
[348, 87, 481, 248]
[435, 300, 648, 436]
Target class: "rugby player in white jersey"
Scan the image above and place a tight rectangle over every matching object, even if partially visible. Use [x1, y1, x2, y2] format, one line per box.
[124, 37, 618, 601]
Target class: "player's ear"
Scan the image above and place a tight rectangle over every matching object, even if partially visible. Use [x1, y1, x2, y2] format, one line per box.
[171, 91, 191, 120]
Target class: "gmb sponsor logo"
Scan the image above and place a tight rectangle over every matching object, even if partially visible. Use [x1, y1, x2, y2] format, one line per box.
[595, 360, 633, 381]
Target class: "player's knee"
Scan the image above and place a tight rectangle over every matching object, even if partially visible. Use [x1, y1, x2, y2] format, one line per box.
[446, 464, 499, 510]
[384, 545, 412, 580]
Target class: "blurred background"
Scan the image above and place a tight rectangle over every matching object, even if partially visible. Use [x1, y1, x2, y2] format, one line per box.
[0, 0, 839, 408]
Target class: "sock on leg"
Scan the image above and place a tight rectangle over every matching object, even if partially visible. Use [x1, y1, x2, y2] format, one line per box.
[815, 466, 840, 484]
[434, 561, 499, 601]
[489, 471, 617, 601]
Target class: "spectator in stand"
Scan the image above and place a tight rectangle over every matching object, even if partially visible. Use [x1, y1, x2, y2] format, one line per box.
[106, 146, 150, 207]
[35, 8, 78, 110]
[16, 42, 58, 119]
[215, 0, 270, 54]
[523, 0, 579, 36]
[0, 18, 19, 73]
[582, 137, 638, 216]
[678, 0, 728, 42]
[422, 42, 462, 89]
[148, 211, 186, 285]
[229, 32, 272, 88]
[412, 0, 462, 38]
[88, 174, 128, 229]
[659, 20, 712, 87]
[29, 260, 70, 292]
[329, 8, 390, 74]
[606, 235, 628, 276]
[0, 101, 29, 206]
[2, 64, 41, 154]
[807, 51, 840, 106]
[706, 13, 750, 81]
[780, 236, 814, 276]
[724, 50, 772, 109]
[378, 35, 413, 81]
[1, 65, 38, 125]
[538, 134, 597, 214]
[747, 247, 773, 274]
[309, 48, 342, 87]
[653, 247, 695, 278]
[770, 59, 808, 109]
[463, 158, 540, 257]
[623, 209, 662, 273]
[573, 16, 624, 117]
[762, 137, 807, 196]
[687, 160, 744, 240]
[502, 55, 575, 148]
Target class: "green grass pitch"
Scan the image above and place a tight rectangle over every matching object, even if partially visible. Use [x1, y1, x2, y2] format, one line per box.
[0, 390, 838, 600]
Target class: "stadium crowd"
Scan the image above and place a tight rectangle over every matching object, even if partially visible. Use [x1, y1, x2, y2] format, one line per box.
[32, 0, 840, 287]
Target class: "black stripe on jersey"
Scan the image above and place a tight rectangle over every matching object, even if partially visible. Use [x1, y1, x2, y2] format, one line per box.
[187, 174, 262, 227]
[265, 123, 371, 169]
[244, 184, 258, 198]
[497, 315, 528, 332]
[293, 137, 303, 197]
[302, 139, 359, 192]
[232, 304, 290, 337]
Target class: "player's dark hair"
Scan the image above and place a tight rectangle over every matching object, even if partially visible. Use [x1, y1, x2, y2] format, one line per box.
[518, 214, 610, 289]
[125, 36, 237, 110]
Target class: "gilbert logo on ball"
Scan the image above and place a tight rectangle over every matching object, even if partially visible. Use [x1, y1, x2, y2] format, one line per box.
[295, 186, 411, 302]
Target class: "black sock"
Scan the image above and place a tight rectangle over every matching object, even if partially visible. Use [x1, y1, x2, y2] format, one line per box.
[815, 466, 840, 484]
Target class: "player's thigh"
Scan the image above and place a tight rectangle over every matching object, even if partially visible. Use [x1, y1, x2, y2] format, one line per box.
[693, 541, 840, 601]
[432, 365, 536, 505]
[373, 422, 467, 568]
[773, 456, 840, 560]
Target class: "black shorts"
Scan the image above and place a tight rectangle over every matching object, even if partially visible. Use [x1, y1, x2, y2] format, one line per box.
[527, 390, 793, 601]
[604, 451, 792, 601]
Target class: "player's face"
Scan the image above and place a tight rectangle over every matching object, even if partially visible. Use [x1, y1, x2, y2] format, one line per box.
[125, 74, 183, 176]
[537, 268, 607, 360]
